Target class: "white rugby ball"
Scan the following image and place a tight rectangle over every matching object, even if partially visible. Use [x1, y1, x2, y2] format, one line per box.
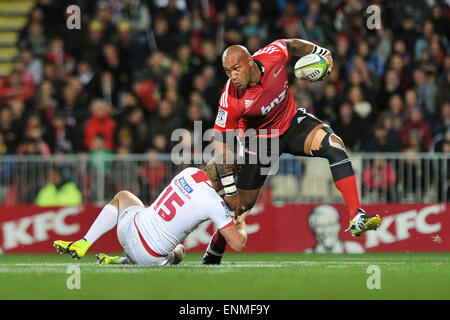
[294, 54, 329, 81]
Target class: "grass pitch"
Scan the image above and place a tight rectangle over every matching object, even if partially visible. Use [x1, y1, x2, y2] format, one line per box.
[0, 252, 449, 300]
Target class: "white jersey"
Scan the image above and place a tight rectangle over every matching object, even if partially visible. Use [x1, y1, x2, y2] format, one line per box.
[134, 167, 234, 256]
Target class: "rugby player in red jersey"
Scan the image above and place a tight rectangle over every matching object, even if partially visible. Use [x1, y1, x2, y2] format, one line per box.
[203, 39, 381, 264]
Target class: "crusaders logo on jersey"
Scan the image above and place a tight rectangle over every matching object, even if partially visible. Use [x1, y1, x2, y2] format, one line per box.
[215, 108, 228, 127]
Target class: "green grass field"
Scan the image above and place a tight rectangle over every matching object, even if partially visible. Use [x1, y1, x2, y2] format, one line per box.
[1, 252, 449, 300]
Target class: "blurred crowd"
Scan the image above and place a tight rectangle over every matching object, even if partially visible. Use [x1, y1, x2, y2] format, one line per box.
[0, 0, 449, 158]
[0, 0, 449, 204]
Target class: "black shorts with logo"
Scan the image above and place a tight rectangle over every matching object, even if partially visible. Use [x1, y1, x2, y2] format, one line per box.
[236, 108, 325, 190]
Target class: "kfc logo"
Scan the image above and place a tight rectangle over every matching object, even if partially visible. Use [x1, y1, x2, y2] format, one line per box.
[365, 204, 445, 248]
[1, 207, 82, 250]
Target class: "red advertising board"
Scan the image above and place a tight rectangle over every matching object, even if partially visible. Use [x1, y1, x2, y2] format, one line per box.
[0, 202, 448, 254]
[0, 205, 122, 254]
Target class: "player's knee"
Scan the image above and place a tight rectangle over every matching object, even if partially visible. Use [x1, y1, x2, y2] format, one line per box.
[114, 190, 134, 201]
[306, 126, 348, 163]
[322, 133, 348, 163]
[114, 190, 144, 213]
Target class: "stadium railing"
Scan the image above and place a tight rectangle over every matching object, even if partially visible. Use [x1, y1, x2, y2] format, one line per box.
[0, 152, 448, 205]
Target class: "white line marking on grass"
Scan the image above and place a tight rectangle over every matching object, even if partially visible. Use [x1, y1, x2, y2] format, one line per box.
[0, 260, 408, 274]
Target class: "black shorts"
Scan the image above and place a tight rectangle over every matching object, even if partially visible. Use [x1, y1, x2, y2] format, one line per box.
[236, 108, 326, 190]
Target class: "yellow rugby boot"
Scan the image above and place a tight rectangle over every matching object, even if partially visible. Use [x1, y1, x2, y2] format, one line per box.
[346, 209, 381, 238]
[96, 253, 120, 265]
[53, 239, 92, 260]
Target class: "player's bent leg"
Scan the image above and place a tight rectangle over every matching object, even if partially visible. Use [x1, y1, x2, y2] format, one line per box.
[54, 190, 144, 260]
[203, 187, 260, 265]
[304, 125, 381, 236]
[113, 190, 145, 215]
[203, 231, 227, 265]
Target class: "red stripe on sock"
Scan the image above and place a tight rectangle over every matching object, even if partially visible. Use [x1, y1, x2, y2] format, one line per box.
[210, 230, 227, 254]
[334, 175, 360, 219]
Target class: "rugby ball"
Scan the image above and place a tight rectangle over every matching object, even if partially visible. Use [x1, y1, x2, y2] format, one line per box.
[294, 54, 329, 81]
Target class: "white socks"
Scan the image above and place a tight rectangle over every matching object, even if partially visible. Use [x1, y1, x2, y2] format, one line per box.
[83, 204, 119, 244]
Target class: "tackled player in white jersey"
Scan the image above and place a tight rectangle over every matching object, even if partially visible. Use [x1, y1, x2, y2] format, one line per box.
[53, 161, 248, 265]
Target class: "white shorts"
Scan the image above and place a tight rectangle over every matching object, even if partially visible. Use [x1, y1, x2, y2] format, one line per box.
[117, 206, 170, 266]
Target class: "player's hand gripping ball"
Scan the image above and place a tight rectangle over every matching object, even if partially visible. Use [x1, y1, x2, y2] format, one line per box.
[294, 53, 331, 81]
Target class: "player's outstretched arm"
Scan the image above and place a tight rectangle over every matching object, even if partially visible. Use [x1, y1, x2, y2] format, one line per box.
[283, 39, 333, 78]
[214, 139, 245, 214]
[219, 210, 250, 252]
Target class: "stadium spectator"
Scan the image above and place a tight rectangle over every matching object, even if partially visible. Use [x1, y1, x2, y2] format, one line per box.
[378, 69, 403, 111]
[331, 102, 368, 151]
[435, 68, 450, 112]
[148, 99, 182, 144]
[0, 70, 34, 103]
[315, 82, 338, 122]
[0, 0, 447, 205]
[115, 125, 135, 153]
[18, 21, 47, 58]
[0, 107, 21, 151]
[362, 158, 397, 202]
[35, 167, 82, 206]
[347, 85, 373, 120]
[132, 79, 159, 113]
[84, 99, 116, 151]
[16, 114, 51, 156]
[431, 102, 450, 152]
[152, 16, 175, 53]
[412, 68, 437, 118]
[400, 107, 432, 151]
[44, 37, 74, 79]
[111, 144, 141, 196]
[414, 20, 435, 62]
[20, 48, 43, 83]
[96, 6, 118, 43]
[139, 147, 169, 202]
[117, 105, 150, 153]
[76, 60, 95, 89]
[386, 94, 405, 133]
[137, 51, 170, 84]
[43, 111, 75, 153]
[362, 123, 400, 153]
[81, 20, 107, 71]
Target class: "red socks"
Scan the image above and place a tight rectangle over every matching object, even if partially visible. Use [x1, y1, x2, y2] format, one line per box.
[209, 230, 227, 254]
[334, 175, 360, 219]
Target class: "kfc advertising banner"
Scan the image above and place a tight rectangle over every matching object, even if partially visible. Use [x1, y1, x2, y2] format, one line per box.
[0, 202, 448, 254]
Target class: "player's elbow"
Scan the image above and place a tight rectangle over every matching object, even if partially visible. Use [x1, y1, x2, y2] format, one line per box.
[229, 235, 247, 252]
[230, 241, 246, 252]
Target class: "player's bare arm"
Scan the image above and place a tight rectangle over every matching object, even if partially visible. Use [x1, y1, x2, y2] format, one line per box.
[214, 139, 246, 215]
[219, 210, 250, 251]
[283, 39, 333, 78]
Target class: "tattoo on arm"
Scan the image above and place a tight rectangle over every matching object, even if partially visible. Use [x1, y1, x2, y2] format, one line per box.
[215, 142, 237, 177]
[283, 39, 315, 58]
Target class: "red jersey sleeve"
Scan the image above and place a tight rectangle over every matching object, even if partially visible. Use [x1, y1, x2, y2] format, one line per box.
[271, 39, 291, 62]
[214, 79, 241, 141]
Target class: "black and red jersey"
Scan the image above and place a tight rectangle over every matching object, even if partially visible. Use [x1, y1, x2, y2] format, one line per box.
[214, 39, 297, 139]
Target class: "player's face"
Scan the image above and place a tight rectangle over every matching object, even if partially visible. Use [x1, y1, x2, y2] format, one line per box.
[223, 55, 252, 90]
